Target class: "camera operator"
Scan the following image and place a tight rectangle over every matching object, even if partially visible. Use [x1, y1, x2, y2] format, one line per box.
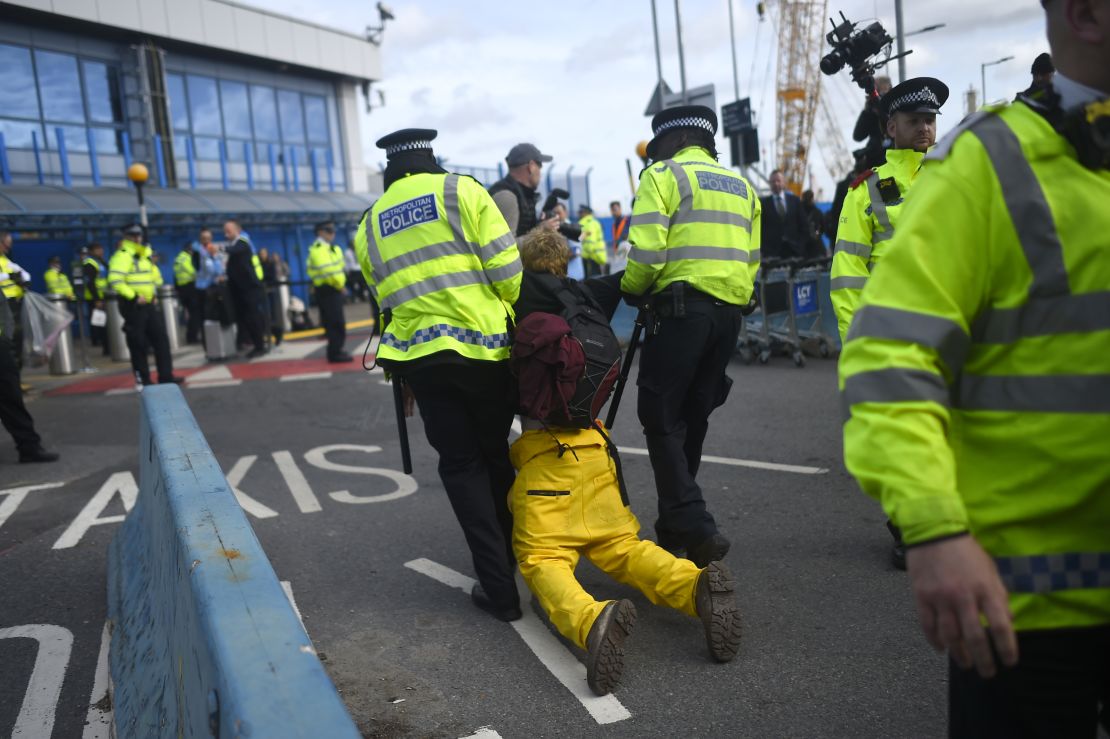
[489, 143, 560, 236]
[852, 76, 893, 170]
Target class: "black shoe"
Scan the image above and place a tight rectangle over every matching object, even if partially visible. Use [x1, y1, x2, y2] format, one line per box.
[695, 561, 742, 663]
[470, 584, 522, 622]
[689, 533, 731, 568]
[585, 599, 637, 696]
[159, 376, 185, 384]
[246, 347, 268, 359]
[887, 521, 907, 571]
[328, 353, 354, 363]
[19, 447, 60, 464]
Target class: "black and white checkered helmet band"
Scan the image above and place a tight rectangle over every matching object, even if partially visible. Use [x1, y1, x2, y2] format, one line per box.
[385, 140, 433, 155]
[653, 116, 715, 137]
[890, 88, 940, 112]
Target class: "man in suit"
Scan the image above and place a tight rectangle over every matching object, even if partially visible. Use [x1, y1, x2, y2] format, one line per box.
[759, 170, 809, 260]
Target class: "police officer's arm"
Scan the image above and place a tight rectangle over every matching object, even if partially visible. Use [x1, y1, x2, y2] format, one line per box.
[83, 261, 102, 301]
[829, 182, 874, 341]
[838, 147, 1017, 676]
[621, 169, 671, 296]
[468, 179, 522, 305]
[353, 211, 378, 295]
[107, 251, 137, 301]
[747, 188, 762, 287]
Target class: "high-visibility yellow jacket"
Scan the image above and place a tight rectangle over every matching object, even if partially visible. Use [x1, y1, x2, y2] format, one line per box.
[578, 214, 607, 265]
[830, 148, 925, 341]
[44, 268, 75, 299]
[307, 239, 347, 290]
[355, 172, 522, 364]
[251, 253, 263, 281]
[174, 249, 197, 286]
[838, 100, 1110, 632]
[108, 240, 159, 301]
[0, 254, 24, 300]
[84, 256, 107, 301]
[621, 146, 760, 304]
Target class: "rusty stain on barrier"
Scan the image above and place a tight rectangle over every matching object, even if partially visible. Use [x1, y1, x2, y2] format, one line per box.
[219, 548, 243, 560]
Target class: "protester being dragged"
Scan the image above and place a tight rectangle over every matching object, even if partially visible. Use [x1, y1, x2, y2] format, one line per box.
[508, 228, 741, 696]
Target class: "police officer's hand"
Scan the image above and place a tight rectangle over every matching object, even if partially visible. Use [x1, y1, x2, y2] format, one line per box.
[906, 534, 1019, 679]
[136, 295, 149, 305]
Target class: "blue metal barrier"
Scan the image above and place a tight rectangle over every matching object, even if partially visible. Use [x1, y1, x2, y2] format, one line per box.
[122, 132, 133, 187]
[219, 140, 229, 190]
[291, 147, 300, 192]
[0, 132, 9, 184]
[244, 141, 254, 189]
[106, 385, 359, 737]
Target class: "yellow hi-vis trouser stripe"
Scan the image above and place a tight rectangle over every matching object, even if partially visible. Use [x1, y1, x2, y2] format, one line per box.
[509, 430, 701, 649]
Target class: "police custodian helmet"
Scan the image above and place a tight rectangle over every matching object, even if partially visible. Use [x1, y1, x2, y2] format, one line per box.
[880, 77, 950, 119]
[645, 104, 719, 160]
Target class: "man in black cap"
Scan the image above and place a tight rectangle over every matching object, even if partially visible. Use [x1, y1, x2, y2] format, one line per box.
[620, 104, 761, 571]
[830, 75, 948, 568]
[489, 143, 558, 236]
[1022, 52, 1055, 98]
[354, 128, 524, 622]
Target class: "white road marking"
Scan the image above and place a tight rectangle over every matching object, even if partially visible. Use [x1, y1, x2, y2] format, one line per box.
[0, 482, 64, 533]
[187, 365, 234, 383]
[252, 340, 324, 362]
[459, 729, 502, 739]
[280, 371, 333, 382]
[185, 379, 243, 389]
[104, 387, 137, 396]
[273, 451, 322, 514]
[617, 446, 828, 475]
[280, 580, 308, 635]
[304, 444, 418, 504]
[0, 624, 74, 738]
[174, 349, 208, 369]
[225, 456, 279, 519]
[53, 472, 137, 550]
[404, 558, 632, 725]
[82, 622, 113, 739]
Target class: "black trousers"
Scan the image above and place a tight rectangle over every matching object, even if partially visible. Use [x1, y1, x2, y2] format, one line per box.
[231, 286, 265, 352]
[266, 288, 284, 344]
[177, 283, 204, 343]
[636, 299, 742, 549]
[405, 361, 519, 612]
[8, 297, 23, 372]
[949, 625, 1110, 738]
[119, 301, 173, 385]
[315, 285, 346, 359]
[0, 336, 40, 452]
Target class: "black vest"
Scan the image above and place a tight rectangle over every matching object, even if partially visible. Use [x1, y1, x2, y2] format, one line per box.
[488, 176, 539, 235]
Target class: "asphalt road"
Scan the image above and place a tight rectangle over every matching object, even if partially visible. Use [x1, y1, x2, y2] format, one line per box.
[0, 341, 950, 738]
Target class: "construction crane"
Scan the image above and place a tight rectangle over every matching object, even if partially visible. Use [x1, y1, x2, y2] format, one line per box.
[758, 0, 835, 194]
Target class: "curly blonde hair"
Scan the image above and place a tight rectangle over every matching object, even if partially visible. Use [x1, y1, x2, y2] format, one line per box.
[519, 227, 570, 278]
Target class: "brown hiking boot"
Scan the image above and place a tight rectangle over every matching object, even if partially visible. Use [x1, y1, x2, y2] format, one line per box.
[695, 561, 742, 663]
[585, 599, 637, 696]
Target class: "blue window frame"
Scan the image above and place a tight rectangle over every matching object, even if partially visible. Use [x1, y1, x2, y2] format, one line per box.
[0, 42, 126, 154]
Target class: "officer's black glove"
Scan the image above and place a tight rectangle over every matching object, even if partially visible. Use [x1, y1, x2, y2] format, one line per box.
[740, 293, 759, 316]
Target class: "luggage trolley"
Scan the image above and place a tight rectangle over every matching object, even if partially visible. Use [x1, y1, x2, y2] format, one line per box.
[738, 256, 832, 367]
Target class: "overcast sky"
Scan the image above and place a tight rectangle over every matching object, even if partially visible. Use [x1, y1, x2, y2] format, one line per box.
[258, 0, 1047, 202]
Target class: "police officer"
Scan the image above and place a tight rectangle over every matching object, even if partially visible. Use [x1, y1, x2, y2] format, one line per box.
[43, 256, 75, 300]
[840, 1, 1109, 733]
[831, 76, 949, 342]
[0, 291, 57, 463]
[831, 76, 948, 569]
[307, 221, 352, 363]
[174, 241, 202, 344]
[577, 205, 607, 277]
[0, 232, 28, 373]
[622, 105, 761, 567]
[82, 243, 110, 354]
[354, 128, 523, 621]
[108, 223, 182, 386]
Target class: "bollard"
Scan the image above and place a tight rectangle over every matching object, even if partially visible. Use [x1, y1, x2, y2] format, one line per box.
[106, 292, 129, 362]
[278, 281, 292, 333]
[47, 295, 76, 375]
[158, 285, 181, 353]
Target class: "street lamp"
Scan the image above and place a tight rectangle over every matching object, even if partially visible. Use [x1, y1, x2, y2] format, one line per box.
[127, 162, 149, 232]
[981, 56, 1015, 104]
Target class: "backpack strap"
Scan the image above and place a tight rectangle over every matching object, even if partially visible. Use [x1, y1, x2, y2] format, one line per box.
[592, 420, 630, 507]
[555, 280, 603, 312]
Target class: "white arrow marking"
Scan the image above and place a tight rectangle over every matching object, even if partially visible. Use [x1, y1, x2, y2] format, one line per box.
[0, 624, 74, 738]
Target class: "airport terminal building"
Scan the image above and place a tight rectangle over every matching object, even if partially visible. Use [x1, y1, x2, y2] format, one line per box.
[0, 0, 383, 293]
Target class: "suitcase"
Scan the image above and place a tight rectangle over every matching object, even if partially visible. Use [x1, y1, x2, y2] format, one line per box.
[204, 319, 237, 361]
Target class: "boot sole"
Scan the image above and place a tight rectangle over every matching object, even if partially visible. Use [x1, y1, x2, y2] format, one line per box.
[697, 562, 742, 663]
[586, 599, 637, 696]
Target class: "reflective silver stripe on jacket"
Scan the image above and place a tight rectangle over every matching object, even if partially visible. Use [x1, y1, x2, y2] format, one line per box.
[381, 270, 489, 310]
[957, 374, 1110, 413]
[847, 305, 970, 372]
[663, 159, 694, 213]
[631, 212, 670, 229]
[671, 209, 752, 231]
[865, 173, 894, 237]
[995, 552, 1110, 593]
[382, 239, 471, 273]
[478, 231, 515, 263]
[973, 291, 1110, 343]
[627, 245, 759, 265]
[830, 275, 868, 291]
[841, 368, 950, 419]
[835, 240, 872, 260]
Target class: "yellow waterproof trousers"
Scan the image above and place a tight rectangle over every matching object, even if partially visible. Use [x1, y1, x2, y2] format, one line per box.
[509, 427, 701, 649]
